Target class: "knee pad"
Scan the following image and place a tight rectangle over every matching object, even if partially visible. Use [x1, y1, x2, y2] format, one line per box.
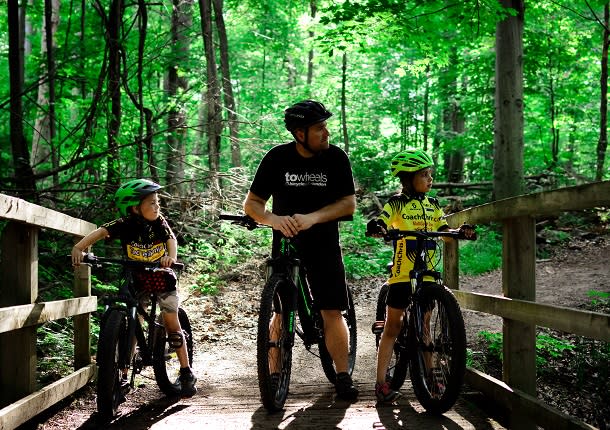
[167, 331, 184, 349]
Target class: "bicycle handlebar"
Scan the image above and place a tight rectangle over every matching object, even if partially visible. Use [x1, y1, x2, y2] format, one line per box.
[218, 213, 353, 230]
[380, 228, 477, 242]
[78, 253, 185, 271]
[218, 214, 260, 230]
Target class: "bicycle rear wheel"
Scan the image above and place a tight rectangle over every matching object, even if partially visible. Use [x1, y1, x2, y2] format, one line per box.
[96, 309, 128, 420]
[318, 287, 358, 383]
[409, 284, 466, 414]
[153, 307, 194, 395]
[374, 284, 409, 390]
[257, 277, 293, 412]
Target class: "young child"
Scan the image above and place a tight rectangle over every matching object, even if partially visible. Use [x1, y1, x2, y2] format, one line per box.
[71, 178, 197, 397]
[366, 149, 474, 402]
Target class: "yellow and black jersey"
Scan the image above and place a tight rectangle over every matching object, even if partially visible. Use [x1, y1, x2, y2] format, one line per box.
[377, 193, 448, 285]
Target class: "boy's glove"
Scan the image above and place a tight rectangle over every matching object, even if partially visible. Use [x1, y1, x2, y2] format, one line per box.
[457, 224, 477, 240]
[366, 220, 386, 237]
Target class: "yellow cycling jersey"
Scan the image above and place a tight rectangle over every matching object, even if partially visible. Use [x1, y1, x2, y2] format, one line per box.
[377, 193, 448, 285]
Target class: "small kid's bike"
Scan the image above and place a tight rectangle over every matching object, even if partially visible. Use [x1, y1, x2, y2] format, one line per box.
[369, 228, 475, 414]
[80, 253, 194, 419]
[219, 214, 357, 412]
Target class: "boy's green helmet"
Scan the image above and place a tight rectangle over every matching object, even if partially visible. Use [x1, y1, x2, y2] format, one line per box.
[114, 179, 162, 216]
[390, 148, 434, 176]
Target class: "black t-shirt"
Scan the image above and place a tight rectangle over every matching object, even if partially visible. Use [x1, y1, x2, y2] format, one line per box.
[249, 141, 355, 243]
[102, 214, 175, 262]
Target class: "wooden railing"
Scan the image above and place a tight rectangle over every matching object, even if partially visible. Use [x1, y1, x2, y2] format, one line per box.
[444, 180, 610, 430]
[0, 194, 98, 430]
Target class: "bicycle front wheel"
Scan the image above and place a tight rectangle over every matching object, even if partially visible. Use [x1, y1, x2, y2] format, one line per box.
[319, 286, 357, 383]
[409, 284, 466, 414]
[153, 307, 194, 395]
[257, 277, 293, 412]
[96, 309, 128, 420]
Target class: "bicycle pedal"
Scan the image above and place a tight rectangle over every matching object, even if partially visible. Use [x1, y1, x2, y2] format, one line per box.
[371, 321, 385, 334]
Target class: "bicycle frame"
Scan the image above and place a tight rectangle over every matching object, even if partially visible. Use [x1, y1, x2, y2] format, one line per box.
[100, 271, 163, 379]
[265, 237, 321, 349]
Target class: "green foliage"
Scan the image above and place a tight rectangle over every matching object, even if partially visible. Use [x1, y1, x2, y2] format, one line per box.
[458, 225, 503, 275]
[341, 211, 393, 280]
[478, 330, 577, 370]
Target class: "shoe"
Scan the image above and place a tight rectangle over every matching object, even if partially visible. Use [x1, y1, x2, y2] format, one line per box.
[335, 372, 358, 401]
[375, 382, 401, 403]
[179, 368, 197, 397]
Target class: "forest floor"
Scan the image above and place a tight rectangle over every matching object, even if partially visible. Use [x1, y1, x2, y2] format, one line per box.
[17, 231, 610, 430]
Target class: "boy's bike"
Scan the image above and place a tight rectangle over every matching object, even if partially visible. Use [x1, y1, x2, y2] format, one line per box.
[80, 253, 194, 419]
[219, 214, 357, 412]
[369, 228, 475, 414]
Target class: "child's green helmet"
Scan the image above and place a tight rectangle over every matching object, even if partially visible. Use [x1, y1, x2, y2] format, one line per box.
[114, 178, 162, 216]
[390, 148, 434, 176]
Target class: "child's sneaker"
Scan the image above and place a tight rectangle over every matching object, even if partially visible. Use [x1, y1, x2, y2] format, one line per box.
[179, 368, 197, 397]
[375, 382, 401, 403]
[335, 372, 359, 401]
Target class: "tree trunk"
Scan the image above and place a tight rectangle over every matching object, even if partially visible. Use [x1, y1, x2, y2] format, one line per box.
[597, 3, 609, 181]
[8, 0, 36, 198]
[31, 0, 59, 189]
[307, 0, 317, 87]
[341, 52, 349, 154]
[166, 0, 193, 193]
[493, 0, 525, 200]
[213, 0, 241, 168]
[199, 0, 222, 199]
[107, 0, 122, 185]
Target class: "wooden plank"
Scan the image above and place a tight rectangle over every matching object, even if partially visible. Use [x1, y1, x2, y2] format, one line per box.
[446, 180, 610, 226]
[0, 194, 96, 236]
[0, 364, 96, 430]
[455, 290, 610, 342]
[464, 367, 596, 430]
[0, 297, 98, 334]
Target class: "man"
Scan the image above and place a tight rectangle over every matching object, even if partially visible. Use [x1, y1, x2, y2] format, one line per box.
[243, 100, 358, 400]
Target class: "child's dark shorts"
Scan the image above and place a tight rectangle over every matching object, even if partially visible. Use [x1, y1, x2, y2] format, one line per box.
[386, 281, 413, 309]
[386, 281, 436, 311]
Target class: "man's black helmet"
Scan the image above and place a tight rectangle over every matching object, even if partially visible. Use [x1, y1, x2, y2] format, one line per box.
[284, 100, 333, 131]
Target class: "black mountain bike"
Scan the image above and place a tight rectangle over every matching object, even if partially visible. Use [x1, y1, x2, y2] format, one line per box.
[369, 228, 475, 414]
[219, 214, 357, 412]
[81, 253, 194, 419]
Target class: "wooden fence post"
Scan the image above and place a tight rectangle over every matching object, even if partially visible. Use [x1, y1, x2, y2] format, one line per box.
[502, 215, 537, 429]
[73, 261, 92, 369]
[0, 222, 38, 407]
[443, 239, 459, 289]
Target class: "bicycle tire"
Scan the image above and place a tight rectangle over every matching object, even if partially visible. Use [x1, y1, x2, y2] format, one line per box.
[257, 277, 293, 412]
[408, 284, 466, 414]
[318, 287, 357, 383]
[153, 307, 195, 395]
[96, 309, 128, 420]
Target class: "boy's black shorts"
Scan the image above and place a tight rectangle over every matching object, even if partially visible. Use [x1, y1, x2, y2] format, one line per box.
[386, 281, 435, 311]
